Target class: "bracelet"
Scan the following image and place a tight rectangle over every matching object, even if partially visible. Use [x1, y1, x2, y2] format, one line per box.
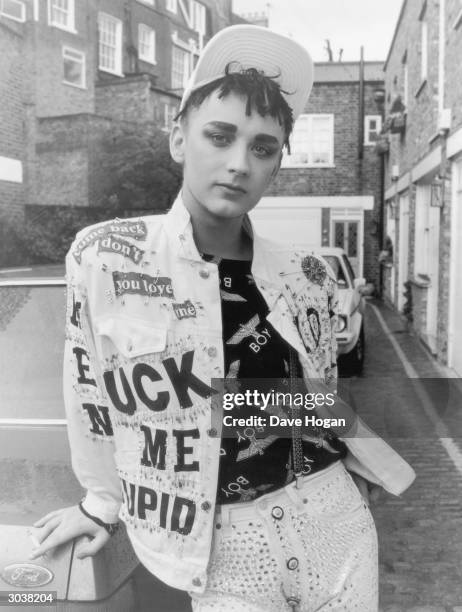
[78, 501, 119, 536]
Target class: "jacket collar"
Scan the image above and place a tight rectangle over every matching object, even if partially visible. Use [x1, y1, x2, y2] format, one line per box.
[163, 193, 283, 303]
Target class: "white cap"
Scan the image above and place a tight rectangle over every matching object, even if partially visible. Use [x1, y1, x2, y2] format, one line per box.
[180, 25, 314, 120]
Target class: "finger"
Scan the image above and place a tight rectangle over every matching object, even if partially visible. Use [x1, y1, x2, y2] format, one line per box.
[29, 526, 73, 560]
[33, 509, 64, 528]
[34, 517, 62, 544]
[76, 530, 110, 559]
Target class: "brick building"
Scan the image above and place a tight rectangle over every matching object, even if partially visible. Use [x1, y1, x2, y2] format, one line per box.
[0, 0, 237, 223]
[381, 0, 462, 374]
[0, 18, 25, 221]
[251, 61, 385, 284]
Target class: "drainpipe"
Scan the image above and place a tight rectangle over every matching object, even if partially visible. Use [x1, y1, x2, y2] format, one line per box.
[358, 46, 365, 162]
[438, 0, 445, 117]
[378, 153, 385, 297]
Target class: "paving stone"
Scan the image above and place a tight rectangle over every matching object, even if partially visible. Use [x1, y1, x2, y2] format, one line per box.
[365, 302, 462, 609]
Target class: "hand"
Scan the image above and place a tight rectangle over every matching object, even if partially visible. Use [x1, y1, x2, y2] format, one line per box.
[350, 473, 381, 506]
[29, 505, 111, 561]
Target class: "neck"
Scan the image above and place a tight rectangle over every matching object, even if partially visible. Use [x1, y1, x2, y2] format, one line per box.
[181, 188, 253, 260]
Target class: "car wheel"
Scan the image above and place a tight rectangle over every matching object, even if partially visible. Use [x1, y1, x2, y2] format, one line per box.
[344, 325, 365, 375]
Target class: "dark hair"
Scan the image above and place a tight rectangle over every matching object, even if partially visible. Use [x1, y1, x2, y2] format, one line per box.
[174, 63, 294, 152]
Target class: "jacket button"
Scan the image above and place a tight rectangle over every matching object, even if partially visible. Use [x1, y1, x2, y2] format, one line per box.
[271, 506, 284, 520]
[192, 577, 202, 587]
[208, 346, 217, 358]
[207, 428, 218, 438]
[287, 557, 299, 570]
[201, 501, 211, 511]
[199, 268, 210, 279]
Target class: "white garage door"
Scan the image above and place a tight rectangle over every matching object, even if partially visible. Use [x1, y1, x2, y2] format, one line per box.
[250, 198, 322, 246]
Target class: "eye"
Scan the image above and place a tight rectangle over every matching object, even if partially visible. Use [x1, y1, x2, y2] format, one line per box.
[253, 144, 275, 158]
[208, 132, 230, 146]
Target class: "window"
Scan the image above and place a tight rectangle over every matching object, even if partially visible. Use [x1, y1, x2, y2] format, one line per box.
[48, 0, 75, 31]
[138, 24, 156, 64]
[171, 45, 191, 90]
[364, 115, 382, 146]
[420, 17, 428, 81]
[281, 114, 334, 167]
[63, 47, 85, 88]
[166, 0, 177, 12]
[163, 103, 178, 131]
[0, 0, 26, 22]
[191, 1, 206, 35]
[98, 13, 123, 76]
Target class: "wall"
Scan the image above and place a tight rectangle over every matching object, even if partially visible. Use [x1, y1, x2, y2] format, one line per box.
[382, 0, 462, 364]
[384, 0, 440, 189]
[266, 73, 384, 286]
[445, 0, 462, 132]
[30, 0, 96, 118]
[0, 21, 25, 220]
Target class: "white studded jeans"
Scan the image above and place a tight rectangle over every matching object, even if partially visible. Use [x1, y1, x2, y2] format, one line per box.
[189, 461, 378, 612]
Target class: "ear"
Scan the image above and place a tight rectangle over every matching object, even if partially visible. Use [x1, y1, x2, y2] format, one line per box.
[169, 122, 186, 164]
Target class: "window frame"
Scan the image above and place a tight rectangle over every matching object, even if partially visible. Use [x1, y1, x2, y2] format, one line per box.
[166, 0, 177, 13]
[0, 0, 26, 23]
[281, 113, 335, 168]
[162, 102, 178, 132]
[48, 0, 75, 33]
[191, 0, 206, 35]
[364, 115, 382, 146]
[138, 24, 156, 65]
[62, 46, 86, 89]
[171, 44, 191, 90]
[98, 12, 123, 77]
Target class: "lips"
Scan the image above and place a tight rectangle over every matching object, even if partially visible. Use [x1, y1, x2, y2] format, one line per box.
[215, 183, 247, 194]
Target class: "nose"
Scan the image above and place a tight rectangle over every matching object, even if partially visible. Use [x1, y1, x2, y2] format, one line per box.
[226, 143, 250, 176]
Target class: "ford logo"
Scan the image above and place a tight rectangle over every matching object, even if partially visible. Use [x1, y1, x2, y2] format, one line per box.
[1, 563, 53, 588]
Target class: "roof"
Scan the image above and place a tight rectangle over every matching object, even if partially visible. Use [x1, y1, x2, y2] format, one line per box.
[384, 0, 407, 70]
[314, 61, 384, 83]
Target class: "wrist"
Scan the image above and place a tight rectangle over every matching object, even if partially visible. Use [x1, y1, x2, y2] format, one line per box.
[78, 501, 119, 536]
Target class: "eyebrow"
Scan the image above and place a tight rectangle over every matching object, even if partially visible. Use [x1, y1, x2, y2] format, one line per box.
[204, 121, 281, 145]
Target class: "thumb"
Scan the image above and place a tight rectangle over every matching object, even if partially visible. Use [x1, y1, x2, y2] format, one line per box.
[75, 531, 110, 560]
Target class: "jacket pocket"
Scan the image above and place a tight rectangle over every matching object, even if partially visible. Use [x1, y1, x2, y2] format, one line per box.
[94, 315, 167, 359]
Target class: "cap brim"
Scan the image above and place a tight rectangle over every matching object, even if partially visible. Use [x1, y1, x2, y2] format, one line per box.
[180, 25, 314, 119]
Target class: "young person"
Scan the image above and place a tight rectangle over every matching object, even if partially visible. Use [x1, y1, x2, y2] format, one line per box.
[31, 25, 415, 611]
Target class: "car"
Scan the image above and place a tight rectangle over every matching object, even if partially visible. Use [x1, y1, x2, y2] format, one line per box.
[0, 265, 190, 612]
[316, 247, 367, 375]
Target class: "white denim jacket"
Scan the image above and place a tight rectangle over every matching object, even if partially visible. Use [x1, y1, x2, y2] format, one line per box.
[64, 194, 415, 593]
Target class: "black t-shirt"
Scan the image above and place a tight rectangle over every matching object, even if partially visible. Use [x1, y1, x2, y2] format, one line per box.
[202, 255, 347, 505]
